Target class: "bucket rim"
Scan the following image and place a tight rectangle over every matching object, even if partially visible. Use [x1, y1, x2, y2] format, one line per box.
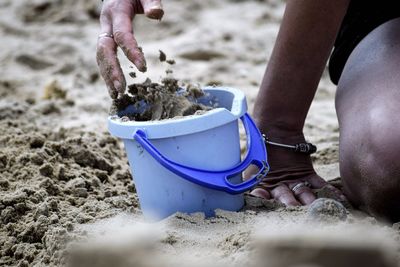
[108, 86, 247, 139]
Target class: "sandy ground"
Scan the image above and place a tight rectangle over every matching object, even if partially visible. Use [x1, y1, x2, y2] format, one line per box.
[1, 0, 400, 266]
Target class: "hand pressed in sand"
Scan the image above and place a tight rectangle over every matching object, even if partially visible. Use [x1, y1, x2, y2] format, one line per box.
[249, 135, 345, 206]
[96, 0, 164, 99]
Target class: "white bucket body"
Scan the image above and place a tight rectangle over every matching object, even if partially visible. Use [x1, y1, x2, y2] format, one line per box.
[108, 87, 267, 220]
[123, 120, 243, 219]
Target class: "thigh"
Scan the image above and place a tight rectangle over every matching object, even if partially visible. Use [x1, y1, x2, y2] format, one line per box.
[335, 17, 400, 212]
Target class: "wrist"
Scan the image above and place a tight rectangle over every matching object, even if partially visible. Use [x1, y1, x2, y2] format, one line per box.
[254, 119, 317, 161]
[253, 108, 305, 138]
[254, 118, 305, 142]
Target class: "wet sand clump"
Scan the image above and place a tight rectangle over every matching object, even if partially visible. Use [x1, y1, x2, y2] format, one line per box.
[110, 77, 215, 121]
[307, 198, 348, 223]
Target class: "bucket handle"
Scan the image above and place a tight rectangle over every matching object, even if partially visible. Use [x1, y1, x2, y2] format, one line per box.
[133, 113, 269, 194]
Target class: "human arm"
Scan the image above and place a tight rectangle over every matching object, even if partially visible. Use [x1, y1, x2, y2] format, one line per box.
[96, 0, 163, 99]
[251, 0, 350, 205]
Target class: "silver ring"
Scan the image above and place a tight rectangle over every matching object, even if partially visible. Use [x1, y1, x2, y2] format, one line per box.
[98, 33, 114, 39]
[291, 182, 310, 194]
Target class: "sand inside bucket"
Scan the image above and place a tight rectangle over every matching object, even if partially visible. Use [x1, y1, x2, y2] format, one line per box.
[110, 77, 216, 121]
[110, 50, 216, 122]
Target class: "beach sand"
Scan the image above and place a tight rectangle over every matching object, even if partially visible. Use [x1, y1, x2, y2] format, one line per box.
[1, 0, 400, 266]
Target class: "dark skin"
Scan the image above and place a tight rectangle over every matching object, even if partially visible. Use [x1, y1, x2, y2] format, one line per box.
[249, 0, 349, 205]
[97, 0, 400, 222]
[336, 17, 400, 222]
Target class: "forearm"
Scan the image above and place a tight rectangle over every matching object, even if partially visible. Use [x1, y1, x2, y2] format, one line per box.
[254, 0, 350, 137]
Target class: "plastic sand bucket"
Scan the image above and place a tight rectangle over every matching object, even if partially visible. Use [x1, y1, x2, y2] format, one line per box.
[108, 87, 269, 220]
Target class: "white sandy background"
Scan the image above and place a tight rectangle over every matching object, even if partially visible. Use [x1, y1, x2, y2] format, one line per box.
[1, 0, 399, 266]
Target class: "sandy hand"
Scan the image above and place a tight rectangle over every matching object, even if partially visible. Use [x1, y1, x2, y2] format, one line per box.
[249, 135, 346, 206]
[96, 0, 164, 99]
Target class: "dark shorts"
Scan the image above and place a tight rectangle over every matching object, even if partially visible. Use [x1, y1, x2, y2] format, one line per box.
[328, 0, 400, 85]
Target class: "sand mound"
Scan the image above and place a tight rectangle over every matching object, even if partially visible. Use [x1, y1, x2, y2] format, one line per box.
[0, 104, 138, 266]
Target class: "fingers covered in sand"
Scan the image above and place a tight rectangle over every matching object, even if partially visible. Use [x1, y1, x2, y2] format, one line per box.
[251, 182, 316, 206]
[112, 12, 147, 72]
[97, 10, 126, 99]
[250, 173, 346, 206]
[96, 0, 163, 99]
[97, 38, 125, 99]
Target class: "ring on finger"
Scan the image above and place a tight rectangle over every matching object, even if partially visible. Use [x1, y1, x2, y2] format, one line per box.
[291, 182, 311, 194]
[98, 33, 114, 39]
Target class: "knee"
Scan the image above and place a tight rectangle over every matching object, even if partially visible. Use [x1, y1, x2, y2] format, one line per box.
[358, 158, 400, 222]
[364, 184, 400, 222]
[340, 120, 400, 222]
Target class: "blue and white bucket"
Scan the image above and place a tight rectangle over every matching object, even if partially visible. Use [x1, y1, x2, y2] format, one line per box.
[108, 87, 269, 220]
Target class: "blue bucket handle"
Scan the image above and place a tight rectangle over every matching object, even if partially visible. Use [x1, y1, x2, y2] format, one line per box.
[133, 113, 269, 194]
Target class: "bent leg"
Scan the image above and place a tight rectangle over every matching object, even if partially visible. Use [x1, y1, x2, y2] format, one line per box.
[336, 18, 400, 222]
